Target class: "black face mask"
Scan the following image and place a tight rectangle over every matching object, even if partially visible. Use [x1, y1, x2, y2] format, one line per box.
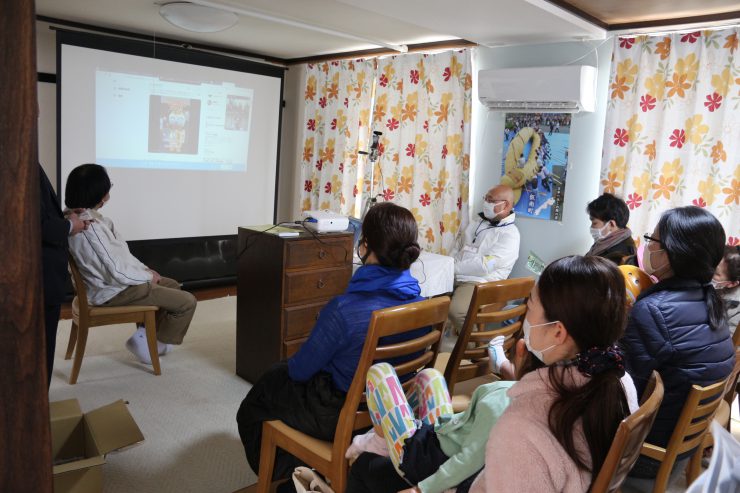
[357, 241, 371, 264]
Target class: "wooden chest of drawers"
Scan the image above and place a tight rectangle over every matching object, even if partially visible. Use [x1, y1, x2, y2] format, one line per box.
[236, 227, 353, 382]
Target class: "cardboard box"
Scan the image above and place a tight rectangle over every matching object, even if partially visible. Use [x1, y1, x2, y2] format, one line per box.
[51, 399, 144, 493]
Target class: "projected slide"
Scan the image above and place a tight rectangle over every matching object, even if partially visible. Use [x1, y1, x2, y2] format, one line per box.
[95, 70, 253, 172]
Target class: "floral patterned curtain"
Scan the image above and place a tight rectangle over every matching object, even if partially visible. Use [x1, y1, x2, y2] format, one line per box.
[602, 28, 740, 245]
[300, 59, 375, 215]
[371, 51, 472, 254]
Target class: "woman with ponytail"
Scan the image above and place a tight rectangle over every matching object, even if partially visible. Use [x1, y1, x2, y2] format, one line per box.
[237, 202, 427, 485]
[622, 206, 734, 482]
[468, 255, 639, 493]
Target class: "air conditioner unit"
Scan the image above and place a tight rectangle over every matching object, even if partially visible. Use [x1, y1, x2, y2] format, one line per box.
[478, 65, 597, 113]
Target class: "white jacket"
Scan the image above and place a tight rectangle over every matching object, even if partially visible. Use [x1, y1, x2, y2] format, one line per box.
[68, 209, 153, 305]
[451, 213, 520, 284]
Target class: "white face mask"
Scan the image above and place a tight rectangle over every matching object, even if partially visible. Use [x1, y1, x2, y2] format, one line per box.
[589, 223, 611, 242]
[642, 247, 666, 276]
[483, 201, 504, 220]
[522, 318, 559, 363]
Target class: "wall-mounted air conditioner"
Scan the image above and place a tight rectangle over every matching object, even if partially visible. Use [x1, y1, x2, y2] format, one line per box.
[478, 65, 597, 113]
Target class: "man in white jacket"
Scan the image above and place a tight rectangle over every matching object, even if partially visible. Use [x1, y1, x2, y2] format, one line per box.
[65, 164, 197, 364]
[448, 185, 520, 333]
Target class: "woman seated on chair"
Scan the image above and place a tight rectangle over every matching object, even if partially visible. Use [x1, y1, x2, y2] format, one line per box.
[621, 206, 734, 482]
[348, 255, 640, 493]
[237, 202, 427, 481]
[713, 245, 740, 335]
[64, 163, 197, 364]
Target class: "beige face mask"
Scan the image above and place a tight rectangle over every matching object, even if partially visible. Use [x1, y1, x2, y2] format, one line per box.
[642, 247, 667, 276]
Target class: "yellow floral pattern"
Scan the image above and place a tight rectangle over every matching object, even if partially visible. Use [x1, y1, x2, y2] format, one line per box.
[300, 60, 376, 216]
[603, 28, 739, 238]
[371, 51, 472, 253]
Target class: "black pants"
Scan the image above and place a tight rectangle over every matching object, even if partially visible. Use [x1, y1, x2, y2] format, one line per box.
[236, 362, 346, 480]
[44, 304, 61, 387]
[347, 424, 479, 493]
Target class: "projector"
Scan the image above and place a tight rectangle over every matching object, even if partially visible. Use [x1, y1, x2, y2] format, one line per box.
[302, 210, 349, 233]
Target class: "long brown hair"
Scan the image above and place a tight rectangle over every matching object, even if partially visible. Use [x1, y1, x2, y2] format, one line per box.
[536, 256, 630, 483]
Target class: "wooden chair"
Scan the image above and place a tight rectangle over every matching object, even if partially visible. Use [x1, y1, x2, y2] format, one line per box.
[732, 321, 740, 347]
[638, 375, 730, 493]
[685, 347, 740, 482]
[255, 296, 450, 493]
[64, 255, 161, 384]
[591, 371, 664, 493]
[442, 278, 535, 406]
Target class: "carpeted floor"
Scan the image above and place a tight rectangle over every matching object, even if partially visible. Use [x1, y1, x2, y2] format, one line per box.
[49, 296, 256, 493]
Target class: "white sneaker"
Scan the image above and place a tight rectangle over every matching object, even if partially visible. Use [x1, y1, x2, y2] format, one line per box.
[126, 328, 153, 365]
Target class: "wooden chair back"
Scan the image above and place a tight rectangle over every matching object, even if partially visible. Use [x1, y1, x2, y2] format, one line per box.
[444, 278, 535, 394]
[68, 255, 90, 323]
[256, 296, 450, 493]
[640, 376, 729, 493]
[722, 347, 740, 407]
[591, 372, 664, 493]
[732, 321, 740, 347]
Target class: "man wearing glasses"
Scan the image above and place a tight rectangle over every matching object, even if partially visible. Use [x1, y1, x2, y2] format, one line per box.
[447, 184, 520, 334]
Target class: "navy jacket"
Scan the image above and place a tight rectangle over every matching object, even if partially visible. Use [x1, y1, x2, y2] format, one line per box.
[622, 277, 735, 448]
[288, 264, 427, 392]
[39, 165, 70, 305]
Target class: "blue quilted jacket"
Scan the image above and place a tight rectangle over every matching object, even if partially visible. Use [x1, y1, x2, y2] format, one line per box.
[622, 277, 734, 448]
[288, 264, 427, 392]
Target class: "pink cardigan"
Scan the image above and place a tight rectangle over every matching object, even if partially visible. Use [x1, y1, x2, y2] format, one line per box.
[468, 367, 637, 493]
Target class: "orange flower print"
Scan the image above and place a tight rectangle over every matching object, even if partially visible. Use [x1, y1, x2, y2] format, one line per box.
[652, 175, 676, 200]
[711, 141, 727, 164]
[725, 33, 738, 53]
[435, 103, 449, 124]
[601, 172, 622, 194]
[397, 176, 413, 194]
[666, 73, 690, 98]
[305, 75, 317, 101]
[655, 37, 671, 60]
[723, 179, 740, 205]
[611, 76, 629, 100]
[644, 140, 656, 161]
[698, 177, 721, 206]
[302, 138, 314, 163]
[425, 227, 435, 244]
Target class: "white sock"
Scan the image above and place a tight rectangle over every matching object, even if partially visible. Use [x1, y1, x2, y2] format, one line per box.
[135, 324, 171, 356]
[126, 327, 153, 365]
[488, 336, 509, 373]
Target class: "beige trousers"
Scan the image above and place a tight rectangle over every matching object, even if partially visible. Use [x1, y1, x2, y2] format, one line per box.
[448, 281, 477, 334]
[103, 277, 197, 344]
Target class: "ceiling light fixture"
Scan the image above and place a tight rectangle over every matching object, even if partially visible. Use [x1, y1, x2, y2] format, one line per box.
[159, 2, 239, 33]
[186, 0, 408, 52]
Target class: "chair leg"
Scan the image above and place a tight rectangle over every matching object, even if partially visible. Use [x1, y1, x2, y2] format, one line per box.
[65, 322, 78, 360]
[652, 456, 673, 493]
[256, 422, 278, 493]
[144, 312, 161, 376]
[685, 447, 703, 485]
[69, 323, 89, 384]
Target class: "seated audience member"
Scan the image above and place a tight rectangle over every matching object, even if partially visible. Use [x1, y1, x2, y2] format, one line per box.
[448, 184, 520, 333]
[345, 364, 514, 493]
[464, 255, 638, 493]
[585, 192, 636, 265]
[236, 202, 427, 480]
[713, 245, 740, 334]
[64, 164, 197, 363]
[622, 206, 734, 481]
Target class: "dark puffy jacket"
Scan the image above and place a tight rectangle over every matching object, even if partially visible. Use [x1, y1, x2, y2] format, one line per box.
[622, 277, 735, 449]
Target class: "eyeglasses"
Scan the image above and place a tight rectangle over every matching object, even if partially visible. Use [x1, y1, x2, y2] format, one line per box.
[643, 234, 662, 245]
[483, 195, 507, 204]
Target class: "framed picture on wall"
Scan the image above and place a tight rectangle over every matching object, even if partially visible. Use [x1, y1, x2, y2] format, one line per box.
[501, 112, 571, 222]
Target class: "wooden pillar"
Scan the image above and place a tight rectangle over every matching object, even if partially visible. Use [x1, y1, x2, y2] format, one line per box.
[0, 1, 53, 492]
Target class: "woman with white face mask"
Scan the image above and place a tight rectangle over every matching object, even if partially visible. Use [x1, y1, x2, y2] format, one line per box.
[584, 193, 636, 265]
[467, 255, 639, 493]
[621, 206, 734, 487]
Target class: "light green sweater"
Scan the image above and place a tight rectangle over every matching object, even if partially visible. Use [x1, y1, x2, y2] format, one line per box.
[418, 381, 515, 493]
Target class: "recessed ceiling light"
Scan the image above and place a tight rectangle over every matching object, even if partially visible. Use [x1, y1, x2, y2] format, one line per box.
[159, 2, 239, 33]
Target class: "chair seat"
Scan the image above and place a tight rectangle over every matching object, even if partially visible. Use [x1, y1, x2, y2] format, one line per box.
[72, 297, 158, 321]
[450, 374, 499, 412]
[267, 420, 333, 463]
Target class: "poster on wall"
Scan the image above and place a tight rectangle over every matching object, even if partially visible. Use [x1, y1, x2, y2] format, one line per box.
[501, 113, 571, 221]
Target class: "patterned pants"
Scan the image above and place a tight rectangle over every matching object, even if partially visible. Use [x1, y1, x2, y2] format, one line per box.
[365, 363, 453, 475]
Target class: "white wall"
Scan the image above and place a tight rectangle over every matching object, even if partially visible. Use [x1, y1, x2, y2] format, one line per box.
[37, 22, 57, 188]
[471, 40, 614, 278]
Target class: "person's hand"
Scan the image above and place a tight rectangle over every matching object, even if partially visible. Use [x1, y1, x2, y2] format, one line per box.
[148, 269, 161, 284]
[67, 211, 90, 236]
[398, 488, 420, 493]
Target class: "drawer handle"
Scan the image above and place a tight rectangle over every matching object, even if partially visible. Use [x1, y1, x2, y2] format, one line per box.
[318, 250, 327, 259]
[317, 279, 325, 289]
